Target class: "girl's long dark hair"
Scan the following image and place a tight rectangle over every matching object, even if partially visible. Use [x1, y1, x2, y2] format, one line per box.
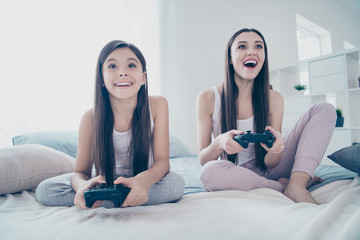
[221, 28, 270, 172]
[92, 40, 151, 185]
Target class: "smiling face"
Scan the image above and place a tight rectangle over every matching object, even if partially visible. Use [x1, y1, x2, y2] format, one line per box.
[230, 32, 265, 81]
[102, 47, 146, 101]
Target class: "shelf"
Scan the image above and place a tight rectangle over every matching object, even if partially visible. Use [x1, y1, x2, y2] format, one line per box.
[271, 47, 360, 165]
[348, 87, 360, 92]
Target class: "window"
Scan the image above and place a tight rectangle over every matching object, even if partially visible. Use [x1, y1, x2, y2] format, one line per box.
[0, 0, 159, 145]
[344, 40, 356, 50]
[296, 14, 332, 61]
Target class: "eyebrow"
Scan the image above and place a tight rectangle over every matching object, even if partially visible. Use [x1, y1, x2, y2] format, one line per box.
[128, 58, 139, 63]
[105, 57, 139, 64]
[237, 40, 264, 45]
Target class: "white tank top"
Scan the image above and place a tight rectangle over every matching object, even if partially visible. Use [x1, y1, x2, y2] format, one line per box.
[113, 105, 154, 177]
[211, 86, 255, 166]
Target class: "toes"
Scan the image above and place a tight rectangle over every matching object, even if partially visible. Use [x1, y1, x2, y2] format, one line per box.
[306, 176, 323, 189]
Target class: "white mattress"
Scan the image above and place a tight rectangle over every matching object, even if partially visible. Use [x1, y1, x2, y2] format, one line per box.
[1, 176, 359, 240]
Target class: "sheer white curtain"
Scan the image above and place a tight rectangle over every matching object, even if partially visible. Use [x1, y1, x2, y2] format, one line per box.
[0, 0, 159, 145]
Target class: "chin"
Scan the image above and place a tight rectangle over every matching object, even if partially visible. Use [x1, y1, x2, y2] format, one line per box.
[241, 75, 258, 81]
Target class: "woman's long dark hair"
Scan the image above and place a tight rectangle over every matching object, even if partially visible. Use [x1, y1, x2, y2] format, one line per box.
[221, 28, 270, 172]
[92, 40, 151, 185]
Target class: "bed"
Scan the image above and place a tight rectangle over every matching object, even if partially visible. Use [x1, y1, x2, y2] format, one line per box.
[1, 131, 360, 240]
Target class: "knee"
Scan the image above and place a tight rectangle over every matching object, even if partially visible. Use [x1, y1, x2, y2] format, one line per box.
[35, 179, 54, 206]
[200, 160, 232, 191]
[318, 102, 336, 114]
[166, 172, 186, 200]
[312, 102, 337, 122]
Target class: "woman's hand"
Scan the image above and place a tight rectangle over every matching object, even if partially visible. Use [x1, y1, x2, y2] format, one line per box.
[262, 126, 284, 168]
[114, 176, 150, 207]
[74, 175, 106, 209]
[260, 126, 284, 153]
[217, 129, 245, 155]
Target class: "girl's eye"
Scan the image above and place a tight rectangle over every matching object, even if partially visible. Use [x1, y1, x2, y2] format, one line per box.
[128, 63, 136, 68]
[108, 64, 117, 69]
[256, 44, 263, 49]
[238, 45, 246, 49]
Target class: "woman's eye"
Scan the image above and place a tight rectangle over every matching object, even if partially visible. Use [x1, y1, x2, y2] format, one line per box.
[256, 44, 263, 49]
[128, 63, 136, 68]
[108, 64, 116, 69]
[238, 45, 246, 49]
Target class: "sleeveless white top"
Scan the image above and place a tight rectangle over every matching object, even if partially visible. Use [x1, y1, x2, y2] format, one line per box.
[113, 105, 154, 177]
[211, 86, 255, 166]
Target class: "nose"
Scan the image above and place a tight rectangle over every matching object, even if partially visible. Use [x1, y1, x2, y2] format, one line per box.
[247, 48, 257, 56]
[119, 70, 128, 77]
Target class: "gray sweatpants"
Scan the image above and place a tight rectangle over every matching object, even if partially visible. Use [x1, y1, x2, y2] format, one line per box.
[36, 172, 185, 208]
[200, 102, 337, 192]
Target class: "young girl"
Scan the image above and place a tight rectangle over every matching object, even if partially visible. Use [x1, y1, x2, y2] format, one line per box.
[36, 40, 185, 209]
[196, 28, 336, 204]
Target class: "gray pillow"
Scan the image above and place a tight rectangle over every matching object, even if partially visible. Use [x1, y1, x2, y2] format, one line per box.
[327, 144, 360, 174]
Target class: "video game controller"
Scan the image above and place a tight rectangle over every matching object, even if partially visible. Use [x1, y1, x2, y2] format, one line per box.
[84, 183, 130, 208]
[233, 130, 276, 149]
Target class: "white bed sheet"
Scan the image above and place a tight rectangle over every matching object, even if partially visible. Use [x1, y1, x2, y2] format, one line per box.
[1, 176, 360, 240]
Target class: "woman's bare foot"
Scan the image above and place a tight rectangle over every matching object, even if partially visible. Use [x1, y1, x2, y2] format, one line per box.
[278, 178, 289, 192]
[283, 172, 319, 204]
[306, 176, 323, 189]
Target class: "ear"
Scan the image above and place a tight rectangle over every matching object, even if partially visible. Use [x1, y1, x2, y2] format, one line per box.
[141, 72, 147, 85]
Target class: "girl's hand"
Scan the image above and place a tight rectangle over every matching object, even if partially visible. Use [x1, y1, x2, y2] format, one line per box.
[218, 129, 245, 155]
[260, 126, 284, 153]
[74, 175, 106, 209]
[114, 176, 149, 207]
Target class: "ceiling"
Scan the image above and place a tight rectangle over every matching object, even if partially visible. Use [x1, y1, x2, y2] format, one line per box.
[336, 0, 360, 17]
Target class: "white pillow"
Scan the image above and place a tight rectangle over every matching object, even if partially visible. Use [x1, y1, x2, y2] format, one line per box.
[0, 144, 76, 195]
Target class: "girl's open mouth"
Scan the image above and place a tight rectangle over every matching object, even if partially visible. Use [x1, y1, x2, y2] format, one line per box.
[115, 82, 133, 87]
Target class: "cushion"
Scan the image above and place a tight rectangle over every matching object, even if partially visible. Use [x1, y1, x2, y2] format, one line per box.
[0, 144, 76, 195]
[327, 144, 360, 174]
[12, 131, 195, 159]
[170, 135, 196, 158]
[12, 131, 78, 158]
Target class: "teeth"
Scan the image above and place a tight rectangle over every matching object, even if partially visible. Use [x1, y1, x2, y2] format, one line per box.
[244, 60, 257, 68]
[244, 60, 257, 65]
[115, 82, 132, 86]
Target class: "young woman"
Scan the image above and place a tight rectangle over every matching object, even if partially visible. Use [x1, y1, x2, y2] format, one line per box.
[36, 40, 185, 209]
[196, 28, 336, 204]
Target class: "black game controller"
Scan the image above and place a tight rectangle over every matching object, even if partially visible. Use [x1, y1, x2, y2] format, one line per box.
[233, 130, 276, 149]
[84, 183, 130, 208]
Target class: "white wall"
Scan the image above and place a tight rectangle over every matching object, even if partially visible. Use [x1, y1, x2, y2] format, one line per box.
[0, 0, 160, 145]
[159, 0, 360, 154]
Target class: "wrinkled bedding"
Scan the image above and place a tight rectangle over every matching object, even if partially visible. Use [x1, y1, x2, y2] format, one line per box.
[1, 157, 360, 240]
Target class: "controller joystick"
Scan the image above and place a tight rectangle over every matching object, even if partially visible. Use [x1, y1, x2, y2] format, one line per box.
[233, 130, 276, 149]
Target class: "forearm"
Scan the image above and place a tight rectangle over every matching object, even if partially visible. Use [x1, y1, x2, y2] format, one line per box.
[264, 151, 283, 169]
[71, 172, 91, 193]
[134, 160, 170, 188]
[198, 137, 223, 166]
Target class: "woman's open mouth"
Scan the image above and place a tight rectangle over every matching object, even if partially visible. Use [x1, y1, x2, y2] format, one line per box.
[243, 60, 257, 68]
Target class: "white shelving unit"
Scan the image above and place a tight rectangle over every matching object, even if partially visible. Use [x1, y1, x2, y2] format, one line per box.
[270, 48, 360, 165]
